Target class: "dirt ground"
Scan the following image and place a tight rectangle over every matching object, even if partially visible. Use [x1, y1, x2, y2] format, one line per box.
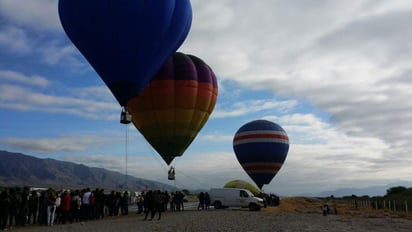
[9, 197, 412, 232]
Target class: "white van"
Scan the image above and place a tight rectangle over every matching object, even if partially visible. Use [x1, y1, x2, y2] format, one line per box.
[209, 188, 264, 211]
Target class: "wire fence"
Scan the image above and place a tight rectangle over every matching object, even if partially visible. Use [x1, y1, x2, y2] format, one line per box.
[348, 199, 410, 215]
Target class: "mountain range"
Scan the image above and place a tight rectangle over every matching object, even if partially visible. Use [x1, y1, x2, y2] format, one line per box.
[3, 150, 410, 197]
[0, 150, 177, 192]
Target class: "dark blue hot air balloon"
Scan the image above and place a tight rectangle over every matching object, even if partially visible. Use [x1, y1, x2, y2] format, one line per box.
[233, 120, 289, 189]
[58, 0, 192, 106]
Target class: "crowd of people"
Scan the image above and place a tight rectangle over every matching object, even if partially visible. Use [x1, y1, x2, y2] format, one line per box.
[0, 186, 283, 230]
[137, 190, 186, 221]
[0, 186, 186, 230]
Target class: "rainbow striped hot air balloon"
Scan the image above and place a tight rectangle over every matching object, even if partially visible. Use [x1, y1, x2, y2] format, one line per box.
[233, 120, 289, 189]
[127, 52, 218, 165]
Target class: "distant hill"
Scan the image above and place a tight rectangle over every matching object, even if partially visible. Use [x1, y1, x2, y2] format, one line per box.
[0, 150, 177, 192]
[302, 181, 412, 198]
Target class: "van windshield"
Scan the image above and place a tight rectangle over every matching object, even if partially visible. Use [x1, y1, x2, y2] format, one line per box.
[240, 190, 249, 198]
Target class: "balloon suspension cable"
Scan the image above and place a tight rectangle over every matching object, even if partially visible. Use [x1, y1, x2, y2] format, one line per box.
[174, 167, 212, 190]
[124, 123, 129, 190]
[137, 134, 210, 190]
[141, 136, 169, 172]
[145, 145, 184, 189]
[172, 177, 182, 190]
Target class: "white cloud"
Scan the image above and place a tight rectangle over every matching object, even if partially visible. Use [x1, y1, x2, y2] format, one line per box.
[3, 135, 113, 153]
[41, 43, 80, 65]
[0, 70, 50, 87]
[70, 86, 116, 103]
[0, 83, 118, 120]
[0, 0, 60, 32]
[0, 0, 85, 70]
[0, 26, 31, 53]
[213, 99, 297, 118]
[198, 132, 232, 143]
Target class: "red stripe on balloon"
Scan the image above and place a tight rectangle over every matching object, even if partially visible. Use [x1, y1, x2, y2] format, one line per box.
[234, 133, 288, 142]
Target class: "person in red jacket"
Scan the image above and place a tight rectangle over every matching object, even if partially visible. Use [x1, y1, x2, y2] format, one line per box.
[60, 191, 71, 224]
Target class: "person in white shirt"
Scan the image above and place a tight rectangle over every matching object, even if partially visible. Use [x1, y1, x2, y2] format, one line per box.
[81, 188, 91, 221]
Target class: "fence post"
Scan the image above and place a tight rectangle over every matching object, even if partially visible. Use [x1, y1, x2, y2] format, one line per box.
[405, 200, 408, 213]
[393, 200, 396, 211]
[383, 200, 386, 209]
[389, 201, 391, 211]
[375, 201, 378, 210]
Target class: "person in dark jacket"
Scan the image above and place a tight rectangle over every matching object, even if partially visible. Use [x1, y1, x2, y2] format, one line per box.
[143, 191, 154, 220]
[150, 190, 164, 220]
[27, 191, 39, 224]
[120, 191, 129, 215]
[0, 190, 10, 230]
[8, 188, 17, 228]
[197, 192, 205, 210]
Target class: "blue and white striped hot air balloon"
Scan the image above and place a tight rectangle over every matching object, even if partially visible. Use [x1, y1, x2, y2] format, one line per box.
[233, 120, 289, 189]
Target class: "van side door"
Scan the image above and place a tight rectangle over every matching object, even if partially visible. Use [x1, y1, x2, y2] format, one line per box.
[238, 190, 249, 206]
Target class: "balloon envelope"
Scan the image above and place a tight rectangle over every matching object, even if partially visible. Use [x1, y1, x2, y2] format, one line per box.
[233, 120, 289, 189]
[58, 0, 192, 106]
[224, 180, 261, 196]
[127, 52, 218, 165]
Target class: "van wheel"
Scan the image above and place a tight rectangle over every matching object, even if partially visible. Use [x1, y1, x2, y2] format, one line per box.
[214, 201, 222, 209]
[249, 203, 260, 211]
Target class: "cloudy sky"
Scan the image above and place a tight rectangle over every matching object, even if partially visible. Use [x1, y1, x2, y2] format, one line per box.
[1, 0, 412, 196]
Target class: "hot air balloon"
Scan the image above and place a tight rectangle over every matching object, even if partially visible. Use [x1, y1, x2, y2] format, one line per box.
[126, 52, 218, 165]
[233, 120, 289, 189]
[58, 0, 192, 106]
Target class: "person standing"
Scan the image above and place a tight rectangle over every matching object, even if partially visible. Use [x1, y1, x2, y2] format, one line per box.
[70, 190, 81, 223]
[136, 194, 144, 214]
[197, 192, 205, 210]
[97, 189, 106, 219]
[81, 188, 91, 221]
[108, 191, 118, 216]
[89, 191, 95, 219]
[60, 191, 71, 224]
[47, 191, 57, 226]
[120, 191, 129, 215]
[27, 191, 39, 224]
[151, 190, 164, 220]
[17, 188, 29, 226]
[0, 190, 10, 230]
[205, 192, 211, 210]
[8, 188, 17, 229]
[54, 193, 61, 224]
[38, 191, 47, 225]
[143, 191, 154, 221]
[179, 191, 185, 211]
[164, 191, 170, 212]
[173, 192, 180, 211]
